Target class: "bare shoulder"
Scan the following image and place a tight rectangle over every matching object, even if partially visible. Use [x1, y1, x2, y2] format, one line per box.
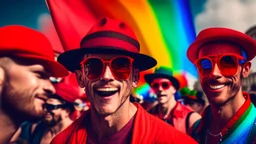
[189, 112, 201, 128]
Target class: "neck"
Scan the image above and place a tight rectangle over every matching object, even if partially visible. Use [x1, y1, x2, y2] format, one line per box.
[209, 91, 246, 134]
[90, 101, 137, 139]
[0, 109, 20, 144]
[50, 118, 73, 135]
[158, 97, 177, 119]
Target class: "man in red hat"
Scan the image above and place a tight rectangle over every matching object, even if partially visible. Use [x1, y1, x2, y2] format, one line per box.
[0, 25, 69, 143]
[187, 27, 256, 144]
[145, 66, 201, 134]
[51, 17, 197, 143]
[11, 82, 76, 144]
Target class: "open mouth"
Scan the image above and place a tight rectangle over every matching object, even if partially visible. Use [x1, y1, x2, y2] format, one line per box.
[208, 84, 226, 90]
[95, 87, 119, 97]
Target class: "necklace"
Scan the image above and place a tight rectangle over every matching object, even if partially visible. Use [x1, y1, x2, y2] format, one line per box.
[206, 129, 223, 144]
[207, 129, 222, 137]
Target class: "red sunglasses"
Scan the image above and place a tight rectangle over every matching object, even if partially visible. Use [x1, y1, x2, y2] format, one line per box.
[150, 81, 172, 90]
[80, 56, 134, 80]
[194, 53, 244, 77]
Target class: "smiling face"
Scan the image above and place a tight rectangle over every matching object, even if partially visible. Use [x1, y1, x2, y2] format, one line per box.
[197, 42, 251, 107]
[76, 54, 139, 116]
[150, 78, 176, 105]
[1, 57, 55, 122]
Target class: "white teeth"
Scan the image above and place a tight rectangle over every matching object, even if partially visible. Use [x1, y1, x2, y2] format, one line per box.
[97, 88, 118, 92]
[209, 84, 225, 89]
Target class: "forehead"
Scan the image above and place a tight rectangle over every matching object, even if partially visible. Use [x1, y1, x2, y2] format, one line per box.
[151, 78, 171, 83]
[198, 41, 242, 57]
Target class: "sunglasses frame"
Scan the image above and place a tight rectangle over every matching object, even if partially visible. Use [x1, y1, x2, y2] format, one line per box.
[80, 56, 134, 80]
[44, 103, 65, 111]
[150, 81, 173, 90]
[194, 53, 245, 77]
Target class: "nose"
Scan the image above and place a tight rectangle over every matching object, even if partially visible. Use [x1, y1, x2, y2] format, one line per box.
[101, 65, 115, 80]
[211, 63, 222, 77]
[43, 80, 56, 95]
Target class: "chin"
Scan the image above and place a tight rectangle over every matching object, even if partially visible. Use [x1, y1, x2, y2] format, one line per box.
[96, 107, 116, 116]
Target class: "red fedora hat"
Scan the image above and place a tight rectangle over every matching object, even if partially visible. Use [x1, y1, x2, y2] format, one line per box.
[187, 27, 256, 63]
[0, 25, 69, 77]
[57, 17, 157, 72]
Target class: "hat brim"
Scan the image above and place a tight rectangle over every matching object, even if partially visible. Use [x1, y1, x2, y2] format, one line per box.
[57, 47, 157, 72]
[13, 53, 69, 77]
[144, 73, 180, 90]
[187, 30, 256, 63]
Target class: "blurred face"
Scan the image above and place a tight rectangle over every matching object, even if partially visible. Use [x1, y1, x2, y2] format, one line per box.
[1, 58, 55, 122]
[77, 54, 139, 116]
[43, 98, 66, 126]
[197, 42, 250, 107]
[150, 78, 176, 104]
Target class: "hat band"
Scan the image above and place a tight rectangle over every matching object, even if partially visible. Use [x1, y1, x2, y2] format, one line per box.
[80, 37, 139, 53]
[80, 31, 140, 50]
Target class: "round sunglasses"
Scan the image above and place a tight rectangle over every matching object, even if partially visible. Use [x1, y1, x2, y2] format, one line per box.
[150, 81, 173, 90]
[194, 53, 245, 77]
[80, 56, 134, 80]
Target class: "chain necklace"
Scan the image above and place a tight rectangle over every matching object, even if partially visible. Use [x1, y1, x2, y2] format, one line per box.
[205, 129, 223, 144]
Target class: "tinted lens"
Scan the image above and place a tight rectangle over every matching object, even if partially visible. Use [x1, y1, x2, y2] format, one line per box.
[197, 58, 213, 76]
[162, 82, 171, 89]
[151, 83, 159, 89]
[84, 58, 104, 79]
[219, 55, 238, 76]
[111, 57, 131, 79]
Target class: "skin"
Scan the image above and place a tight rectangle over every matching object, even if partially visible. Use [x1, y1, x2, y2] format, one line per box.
[198, 42, 251, 144]
[151, 78, 201, 130]
[0, 57, 55, 144]
[76, 54, 139, 139]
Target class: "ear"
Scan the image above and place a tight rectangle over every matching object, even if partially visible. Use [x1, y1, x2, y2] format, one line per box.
[132, 68, 140, 88]
[0, 67, 4, 86]
[241, 61, 251, 78]
[75, 70, 85, 88]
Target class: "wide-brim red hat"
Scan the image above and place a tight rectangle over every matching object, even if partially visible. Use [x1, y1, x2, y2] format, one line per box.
[187, 27, 256, 63]
[57, 17, 157, 72]
[0, 25, 69, 77]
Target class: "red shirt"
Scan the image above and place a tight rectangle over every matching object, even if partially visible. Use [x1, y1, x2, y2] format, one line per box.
[51, 103, 197, 144]
[149, 102, 194, 133]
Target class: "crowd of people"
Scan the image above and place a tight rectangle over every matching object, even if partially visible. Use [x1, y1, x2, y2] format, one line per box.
[0, 4, 256, 144]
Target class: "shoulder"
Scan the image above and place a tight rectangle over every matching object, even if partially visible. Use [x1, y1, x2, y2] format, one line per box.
[135, 104, 197, 143]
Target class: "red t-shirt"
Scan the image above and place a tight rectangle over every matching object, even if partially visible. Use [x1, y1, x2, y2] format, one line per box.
[87, 116, 134, 144]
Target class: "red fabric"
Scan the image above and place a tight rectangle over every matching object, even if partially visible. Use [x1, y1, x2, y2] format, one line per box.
[51, 103, 197, 144]
[0, 25, 68, 77]
[150, 102, 194, 133]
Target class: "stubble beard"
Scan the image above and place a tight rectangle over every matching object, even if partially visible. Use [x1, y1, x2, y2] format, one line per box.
[1, 81, 43, 124]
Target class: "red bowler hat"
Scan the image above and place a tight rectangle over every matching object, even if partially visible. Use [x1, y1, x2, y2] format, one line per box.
[57, 17, 157, 72]
[53, 82, 78, 103]
[0, 25, 69, 77]
[187, 27, 256, 63]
